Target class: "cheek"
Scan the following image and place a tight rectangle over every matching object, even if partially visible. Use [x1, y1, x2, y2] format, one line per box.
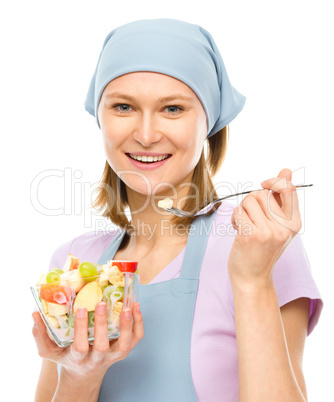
[184, 127, 206, 161]
[101, 129, 123, 169]
[102, 131, 113, 155]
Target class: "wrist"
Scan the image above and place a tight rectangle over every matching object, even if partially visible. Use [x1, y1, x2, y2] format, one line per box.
[229, 273, 276, 295]
[60, 365, 107, 385]
[53, 367, 106, 402]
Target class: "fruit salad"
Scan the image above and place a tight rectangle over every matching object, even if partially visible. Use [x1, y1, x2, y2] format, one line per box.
[31, 254, 139, 347]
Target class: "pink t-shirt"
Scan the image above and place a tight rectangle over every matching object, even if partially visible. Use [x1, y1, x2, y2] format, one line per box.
[49, 201, 323, 401]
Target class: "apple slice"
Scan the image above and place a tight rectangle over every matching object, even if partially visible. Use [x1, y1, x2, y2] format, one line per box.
[63, 254, 80, 272]
[73, 282, 103, 313]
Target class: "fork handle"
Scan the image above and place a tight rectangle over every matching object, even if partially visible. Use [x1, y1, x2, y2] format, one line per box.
[216, 184, 313, 202]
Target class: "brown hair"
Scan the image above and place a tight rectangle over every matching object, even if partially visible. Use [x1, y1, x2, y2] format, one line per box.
[92, 125, 229, 233]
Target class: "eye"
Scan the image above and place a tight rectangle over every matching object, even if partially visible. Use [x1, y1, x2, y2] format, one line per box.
[164, 105, 183, 115]
[113, 104, 133, 113]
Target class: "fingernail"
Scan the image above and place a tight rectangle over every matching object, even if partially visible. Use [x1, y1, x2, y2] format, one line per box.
[123, 308, 131, 320]
[261, 181, 266, 186]
[77, 307, 86, 318]
[96, 302, 106, 315]
[136, 303, 141, 313]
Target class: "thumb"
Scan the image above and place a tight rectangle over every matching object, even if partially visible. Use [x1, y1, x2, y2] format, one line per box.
[32, 311, 57, 356]
[278, 168, 292, 182]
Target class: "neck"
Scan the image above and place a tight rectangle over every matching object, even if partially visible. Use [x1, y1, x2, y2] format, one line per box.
[125, 185, 191, 252]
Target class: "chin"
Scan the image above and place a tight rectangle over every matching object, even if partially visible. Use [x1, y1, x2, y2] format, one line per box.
[124, 179, 175, 198]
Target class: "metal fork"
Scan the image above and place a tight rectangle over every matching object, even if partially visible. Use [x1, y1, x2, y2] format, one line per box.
[156, 184, 313, 218]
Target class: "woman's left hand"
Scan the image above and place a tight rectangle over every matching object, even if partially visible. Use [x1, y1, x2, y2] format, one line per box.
[227, 168, 302, 288]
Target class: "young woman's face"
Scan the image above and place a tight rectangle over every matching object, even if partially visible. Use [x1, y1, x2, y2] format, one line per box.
[98, 72, 208, 196]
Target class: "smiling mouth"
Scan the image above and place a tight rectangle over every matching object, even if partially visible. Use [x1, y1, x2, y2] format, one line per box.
[126, 153, 172, 163]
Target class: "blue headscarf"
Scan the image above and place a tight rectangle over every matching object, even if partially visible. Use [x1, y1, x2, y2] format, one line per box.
[84, 18, 246, 138]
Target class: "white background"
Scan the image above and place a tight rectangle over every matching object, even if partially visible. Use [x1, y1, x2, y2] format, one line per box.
[1, 1, 333, 400]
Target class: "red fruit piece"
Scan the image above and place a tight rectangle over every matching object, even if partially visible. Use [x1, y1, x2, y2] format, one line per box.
[111, 261, 138, 273]
[40, 284, 73, 304]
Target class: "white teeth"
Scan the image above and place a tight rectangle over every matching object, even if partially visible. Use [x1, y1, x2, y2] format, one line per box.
[129, 154, 170, 162]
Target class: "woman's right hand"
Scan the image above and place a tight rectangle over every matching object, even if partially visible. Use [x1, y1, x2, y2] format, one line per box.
[32, 301, 144, 381]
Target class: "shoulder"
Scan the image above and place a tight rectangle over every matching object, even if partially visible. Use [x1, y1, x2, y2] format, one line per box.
[48, 226, 122, 271]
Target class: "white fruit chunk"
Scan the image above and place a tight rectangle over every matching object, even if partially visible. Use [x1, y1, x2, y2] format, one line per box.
[47, 302, 70, 317]
[46, 314, 60, 329]
[70, 269, 85, 292]
[108, 301, 123, 323]
[97, 264, 110, 287]
[73, 282, 103, 313]
[60, 270, 85, 293]
[98, 273, 109, 288]
[41, 299, 48, 314]
[108, 265, 125, 287]
[157, 198, 173, 209]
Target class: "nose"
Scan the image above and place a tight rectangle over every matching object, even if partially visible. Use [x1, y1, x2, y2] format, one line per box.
[133, 112, 163, 147]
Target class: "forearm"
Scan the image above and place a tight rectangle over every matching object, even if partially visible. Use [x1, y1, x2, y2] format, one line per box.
[230, 278, 306, 402]
[52, 367, 105, 402]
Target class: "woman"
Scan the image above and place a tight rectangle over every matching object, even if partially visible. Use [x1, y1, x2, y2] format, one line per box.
[32, 18, 322, 401]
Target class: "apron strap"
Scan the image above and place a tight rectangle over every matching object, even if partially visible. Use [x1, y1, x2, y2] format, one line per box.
[179, 211, 217, 280]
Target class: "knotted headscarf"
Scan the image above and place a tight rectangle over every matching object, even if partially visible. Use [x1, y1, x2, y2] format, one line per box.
[84, 18, 246, 138]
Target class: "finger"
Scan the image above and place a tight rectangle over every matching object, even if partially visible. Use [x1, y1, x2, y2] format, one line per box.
[92, 302, 109, 354]
[241, 194, 271, 230]
[32, 311, 58, 357]
[112, 307, 133, 357]
[261, 168, 292, 186]
[261, 168, 292, 207]
[250, 189, 286, 221]
[231, 205, 253, 236]
[72, 307, 89, 356]
[261, 174, 299, 220]
[131, 303, 144, 348]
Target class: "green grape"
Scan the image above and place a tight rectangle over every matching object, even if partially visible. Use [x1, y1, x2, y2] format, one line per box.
[88, 311, 95, 328]
[79, 262, 99, 282]
[52, 268, 64, 275]
[46, 271, 60, 284]
[103, 285, 123, 302]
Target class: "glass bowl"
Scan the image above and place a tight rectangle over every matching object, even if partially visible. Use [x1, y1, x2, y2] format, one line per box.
[31, 271, 139, 347]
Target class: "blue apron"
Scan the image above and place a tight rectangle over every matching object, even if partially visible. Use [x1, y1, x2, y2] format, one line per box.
[97, 210, 216, 402]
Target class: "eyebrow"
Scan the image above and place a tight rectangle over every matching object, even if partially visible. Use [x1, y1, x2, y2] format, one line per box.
[104, 91, 195, 103]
